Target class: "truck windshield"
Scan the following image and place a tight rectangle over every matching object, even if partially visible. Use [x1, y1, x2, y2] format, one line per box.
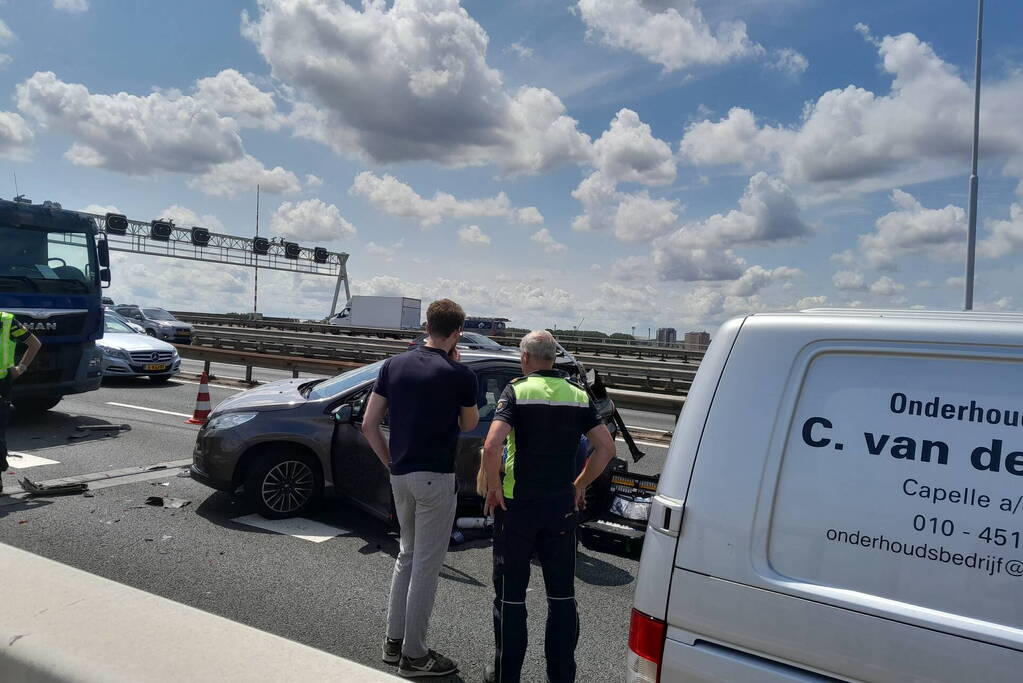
[143, 309, 177, 321]
[0, 224, 96, 294]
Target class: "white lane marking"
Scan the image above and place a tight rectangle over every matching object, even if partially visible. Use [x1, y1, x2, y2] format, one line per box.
[106, 403, 193, 419]
[173, 379, 245, 392]
[616, 438, 668, 449]
[625, 424, 672, 433]
[231, 514, 349, 543]
[6, 451, 60, 469]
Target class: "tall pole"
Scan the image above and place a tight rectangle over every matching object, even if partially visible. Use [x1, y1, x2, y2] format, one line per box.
[964, 0, 984, 311]
[253, 184, 260, 315]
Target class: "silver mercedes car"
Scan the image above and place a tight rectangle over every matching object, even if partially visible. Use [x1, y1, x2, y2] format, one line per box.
[97, 312, 181, 382]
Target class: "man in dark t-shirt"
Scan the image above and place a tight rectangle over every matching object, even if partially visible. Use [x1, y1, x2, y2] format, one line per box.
[362, 299, 479, 678]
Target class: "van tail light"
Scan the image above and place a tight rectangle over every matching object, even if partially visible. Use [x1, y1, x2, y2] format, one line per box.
[627, 608, 665, 682]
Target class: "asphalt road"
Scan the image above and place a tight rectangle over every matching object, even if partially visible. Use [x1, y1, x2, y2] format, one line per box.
[2, 371, 674, 682]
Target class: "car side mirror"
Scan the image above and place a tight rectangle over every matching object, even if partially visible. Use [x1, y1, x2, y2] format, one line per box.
[98, 239, 110, 268]
[332, 404, 354, 424]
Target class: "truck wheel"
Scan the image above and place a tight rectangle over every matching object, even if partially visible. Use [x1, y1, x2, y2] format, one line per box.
[13, 397, 62, 413]
[243, 449, 323, 519]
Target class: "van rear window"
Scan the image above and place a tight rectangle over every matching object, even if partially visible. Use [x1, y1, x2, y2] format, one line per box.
[769, 353, 1022, 631]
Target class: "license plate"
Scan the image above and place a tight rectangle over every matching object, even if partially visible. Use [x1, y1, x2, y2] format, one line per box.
[144, 363, 167, 371]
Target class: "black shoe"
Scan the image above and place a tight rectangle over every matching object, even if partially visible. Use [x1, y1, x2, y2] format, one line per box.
[382, 637, 403, 664]
[483, 663, 496, 683]
[397, 649, 458, 678]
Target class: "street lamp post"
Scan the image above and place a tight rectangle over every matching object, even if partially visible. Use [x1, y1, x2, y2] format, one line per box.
[964, 0, 984, 311]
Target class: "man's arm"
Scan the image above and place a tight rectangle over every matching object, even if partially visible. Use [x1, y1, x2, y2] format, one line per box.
[10, 323, 40, 380]
[360, 392, 391, 469]
[458, 368, 479, 431]
[482, 420, 512, 515]
[573, 423, 615, 509]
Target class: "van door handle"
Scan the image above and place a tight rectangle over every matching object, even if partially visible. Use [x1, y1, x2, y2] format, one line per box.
[649, 495, 684, 537]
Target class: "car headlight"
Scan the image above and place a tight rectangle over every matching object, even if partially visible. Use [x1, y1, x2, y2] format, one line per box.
[99, 345, 130, 361]
[206, 412, 258, 430]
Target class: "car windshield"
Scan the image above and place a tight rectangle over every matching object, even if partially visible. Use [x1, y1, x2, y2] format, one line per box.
[0, 224, 96, 294]
[143, 308, 177, 321]
[104, 315, 136, 334]
[305, 361, 384, 400]
[461, 332, 503, 349]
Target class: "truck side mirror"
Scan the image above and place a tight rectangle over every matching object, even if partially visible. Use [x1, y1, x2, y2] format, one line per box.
[332, 404, 353, 424]
[100, 268, 111, 287]
[98, 239, 110, 268]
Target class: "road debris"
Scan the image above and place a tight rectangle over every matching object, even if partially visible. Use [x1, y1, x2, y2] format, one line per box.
[76, 424, 131, 432]
[20, 478, 88, 496]
[144, 496, 191, 509]
[151, 482, 170, 487]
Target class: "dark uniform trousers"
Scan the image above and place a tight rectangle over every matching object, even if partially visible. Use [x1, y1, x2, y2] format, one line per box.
[492, 488, 579, 683]
[0, 376, 11, 473]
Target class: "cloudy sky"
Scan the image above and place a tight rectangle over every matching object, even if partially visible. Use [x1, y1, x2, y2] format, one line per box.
[2, 0, 1023, 335]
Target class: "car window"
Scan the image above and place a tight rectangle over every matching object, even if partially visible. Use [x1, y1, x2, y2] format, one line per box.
[143, 308, 176, 321]
[476, 370, 520, 421]
[307, 361, 384, 401]
[104, 316, 135, 334]
[461, 332, 503, 350]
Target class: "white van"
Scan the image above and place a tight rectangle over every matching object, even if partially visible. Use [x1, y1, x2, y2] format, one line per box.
[628, 310, 1023, 682]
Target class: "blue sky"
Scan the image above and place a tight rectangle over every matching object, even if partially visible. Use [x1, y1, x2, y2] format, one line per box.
[1, 0, 1022, 335]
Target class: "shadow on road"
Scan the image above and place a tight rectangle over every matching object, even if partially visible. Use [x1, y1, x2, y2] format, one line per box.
[0, 496, 53, 518]
[574, 550, 635, 587]
[9, 411, 125, 451]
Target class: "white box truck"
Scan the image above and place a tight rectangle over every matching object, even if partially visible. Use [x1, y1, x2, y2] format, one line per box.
[328, 296, 421, 330]
[629, 309, 1023, 683]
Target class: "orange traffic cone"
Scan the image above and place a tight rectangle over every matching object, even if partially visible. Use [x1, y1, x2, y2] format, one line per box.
[186, 371, 212, 425]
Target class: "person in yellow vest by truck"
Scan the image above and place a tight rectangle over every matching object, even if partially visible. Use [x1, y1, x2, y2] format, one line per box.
[1, 311, 42, 493]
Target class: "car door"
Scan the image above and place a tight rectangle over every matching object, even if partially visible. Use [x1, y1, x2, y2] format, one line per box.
[330, 387, 395, 521]
[454, 364, 521, 500]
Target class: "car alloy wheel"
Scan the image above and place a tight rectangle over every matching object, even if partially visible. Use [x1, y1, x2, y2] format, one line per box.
[261, 460, 315, 514]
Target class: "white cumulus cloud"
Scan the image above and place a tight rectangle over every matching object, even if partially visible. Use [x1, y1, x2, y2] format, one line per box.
[458, 225, 491, 246]
[0, 111, 33, 160]
[194, 69, 280, 129]
[156, 205, 225, 232]
[531, 228, 567, 254]
[350, 171, 541, 228]
[270, 199, 357, 243]
[576, 0, 763, 72]
[859, 189, 966, 269]
[679, 30, 1023, 195]
[53, 0, 88, 12]
[189, 154, 302, 198]
[244, 0, 590, 174]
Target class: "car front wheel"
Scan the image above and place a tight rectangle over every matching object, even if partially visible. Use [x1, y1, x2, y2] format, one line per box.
[244, 449, 323, 519]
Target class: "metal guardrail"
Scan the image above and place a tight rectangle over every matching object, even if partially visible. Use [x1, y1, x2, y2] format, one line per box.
[172, 312, 708, 363]
[188, 325, 695, 394]
[175, 345, 685, 415]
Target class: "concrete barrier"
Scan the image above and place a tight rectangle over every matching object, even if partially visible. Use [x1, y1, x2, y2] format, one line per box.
[0, 543, 399, 682]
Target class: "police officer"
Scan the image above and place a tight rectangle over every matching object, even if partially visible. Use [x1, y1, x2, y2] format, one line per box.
[481, 330, 615, 683]
[1, 311, 41, 493]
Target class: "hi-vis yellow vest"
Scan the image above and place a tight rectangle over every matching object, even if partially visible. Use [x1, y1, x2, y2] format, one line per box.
[0, 312, 21, 379]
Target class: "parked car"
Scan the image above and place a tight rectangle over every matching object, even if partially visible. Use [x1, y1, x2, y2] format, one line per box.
[191, 350, 635, 520]
[97, 312, 181, 382]
[112, 305, 193, 344]
[104, 308, 146, 334]
[628, 309, 1023, 683]
[407, 331, 515, 352]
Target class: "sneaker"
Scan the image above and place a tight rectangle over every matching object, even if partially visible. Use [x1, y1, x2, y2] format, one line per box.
[397, 649, 458, 678]
[382, 637, 403, 665]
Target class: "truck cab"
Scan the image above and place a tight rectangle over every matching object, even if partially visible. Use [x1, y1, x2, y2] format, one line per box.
[0, 197, 109, 412]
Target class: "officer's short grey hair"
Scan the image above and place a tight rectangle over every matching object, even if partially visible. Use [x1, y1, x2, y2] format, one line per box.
[520, 330, 557, 361]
